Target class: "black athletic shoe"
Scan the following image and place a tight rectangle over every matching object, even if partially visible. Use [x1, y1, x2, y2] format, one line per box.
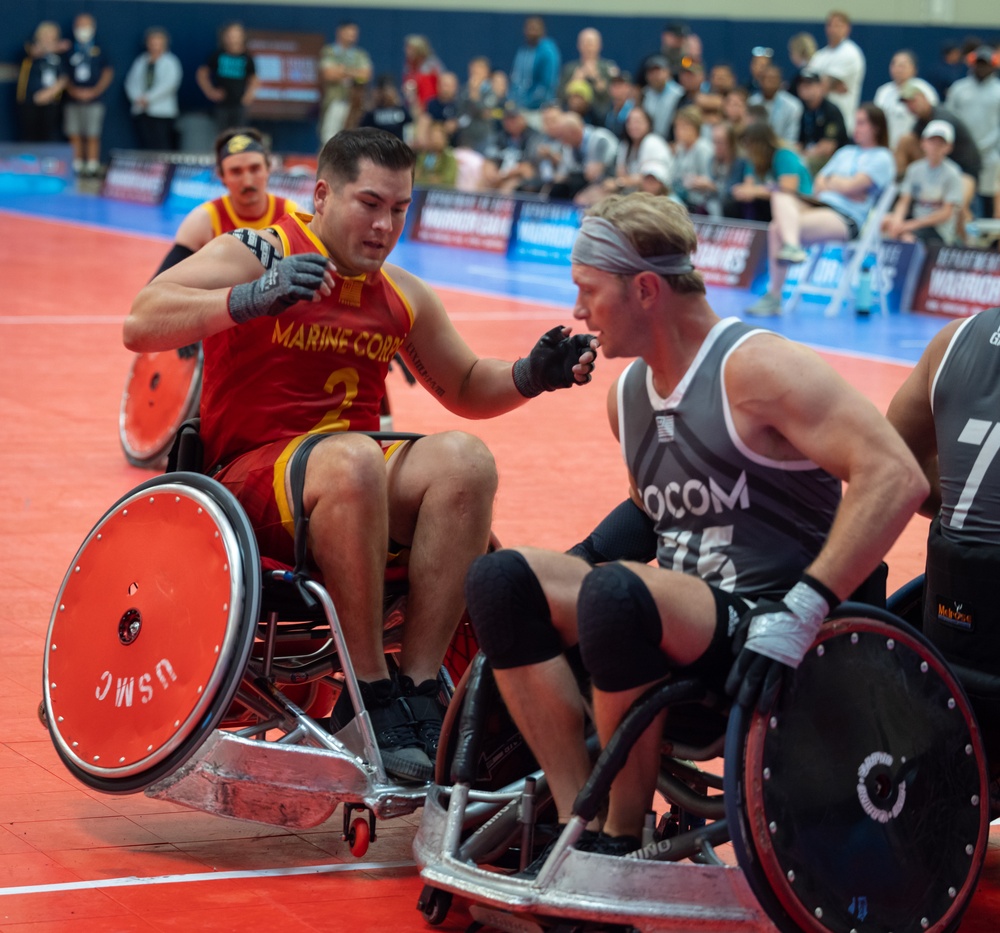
[399, 674, 446, 760]
[520, 828, 641, 879]
[330, 678, 433, 782]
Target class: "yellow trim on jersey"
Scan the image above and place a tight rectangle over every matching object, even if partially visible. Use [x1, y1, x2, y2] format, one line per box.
[286, 212, 330, 257]
[381, 269, 416, 328]
[272, 434, 407, 540]
[202, 200, 223, 238]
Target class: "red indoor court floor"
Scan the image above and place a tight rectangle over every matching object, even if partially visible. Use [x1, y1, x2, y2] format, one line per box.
[0, 210, 997, 931]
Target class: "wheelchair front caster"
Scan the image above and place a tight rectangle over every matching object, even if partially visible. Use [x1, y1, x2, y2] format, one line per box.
[417, 884, 452, 926]
[342, 803, 376, 857]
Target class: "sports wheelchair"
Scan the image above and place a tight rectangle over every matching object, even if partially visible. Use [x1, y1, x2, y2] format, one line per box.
[42, 426, 481, 856]
[415, 600, 992, 932]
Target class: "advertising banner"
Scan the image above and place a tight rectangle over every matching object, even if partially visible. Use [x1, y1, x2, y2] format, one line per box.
[511, 200, 586, 263]
[102, 152, 173, 206]
[407, 189, 516, 253]
[911, 243, 1000, 317]
[691, 217, 769, 289]
[0, 143, 74, 195]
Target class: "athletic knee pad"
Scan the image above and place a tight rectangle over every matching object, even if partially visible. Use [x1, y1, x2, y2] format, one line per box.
[464, 550, 563, 669]
[578, 564, 670, 692]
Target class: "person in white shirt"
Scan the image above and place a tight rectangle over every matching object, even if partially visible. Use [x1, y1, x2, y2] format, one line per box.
[748, 63, 803, 145]
[873, 50, 939, 150]
[945, 45, 1000, 216]
[124, 27, 182, 151]
[808, 10, 866, 133]
[641, 56, 684, 139]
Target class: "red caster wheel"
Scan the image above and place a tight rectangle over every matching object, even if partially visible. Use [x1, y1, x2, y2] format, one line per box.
[348, 816, 370, 857]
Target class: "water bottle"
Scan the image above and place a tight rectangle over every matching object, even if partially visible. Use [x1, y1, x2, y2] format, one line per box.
[855, 254, 875, 316]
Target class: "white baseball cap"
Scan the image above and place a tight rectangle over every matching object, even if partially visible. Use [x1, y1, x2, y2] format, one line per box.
[922, 119, 955, 144]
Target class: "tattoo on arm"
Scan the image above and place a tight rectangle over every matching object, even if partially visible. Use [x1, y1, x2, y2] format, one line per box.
[404, 342, 445, 398]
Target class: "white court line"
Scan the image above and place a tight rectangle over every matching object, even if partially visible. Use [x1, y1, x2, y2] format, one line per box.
[0, 316, 124, 325]
[0, 858, 416, 897]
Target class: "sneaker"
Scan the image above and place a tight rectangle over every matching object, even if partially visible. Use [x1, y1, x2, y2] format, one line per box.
[745, 293, 783, 317]
[520, 828, 640, 879]
[330, 678, 433, 782]
[776, 244, 809, 265]
[399, 674, 446, 760]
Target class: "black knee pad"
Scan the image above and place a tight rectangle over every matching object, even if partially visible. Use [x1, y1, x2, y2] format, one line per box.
[578, 564, 670, 692]
[465, 550, 563, 669]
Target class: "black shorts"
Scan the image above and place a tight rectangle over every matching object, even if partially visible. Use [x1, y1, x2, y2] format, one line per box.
[671, 587, 752, 693]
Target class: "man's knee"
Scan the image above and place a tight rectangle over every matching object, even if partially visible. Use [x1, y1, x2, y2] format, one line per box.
[578, 564, 670, 692]
[306, 433, 387, 500]
[428, 431, 499, 499]
[465, 550, 563, 668]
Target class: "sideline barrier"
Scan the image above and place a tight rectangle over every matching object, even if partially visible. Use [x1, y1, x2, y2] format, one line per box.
[0, 143, 74, 195]
[912, 243, 1000, 317]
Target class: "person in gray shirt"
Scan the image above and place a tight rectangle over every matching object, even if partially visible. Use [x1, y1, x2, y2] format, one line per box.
[464, 192, 927, 863]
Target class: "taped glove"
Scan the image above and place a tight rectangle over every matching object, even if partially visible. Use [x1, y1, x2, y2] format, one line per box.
[227, 253, 329, 324]
[725, 574, 838, 712]
[512, 326, 597, 398]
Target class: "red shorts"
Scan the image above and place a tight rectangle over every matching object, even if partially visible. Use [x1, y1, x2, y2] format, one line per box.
[214, 434, 404, 566]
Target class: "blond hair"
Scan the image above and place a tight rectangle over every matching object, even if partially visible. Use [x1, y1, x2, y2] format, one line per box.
[587, 194, 705, 294]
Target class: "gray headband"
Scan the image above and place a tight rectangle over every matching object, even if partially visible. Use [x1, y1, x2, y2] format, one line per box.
[571, 216, 695, 276]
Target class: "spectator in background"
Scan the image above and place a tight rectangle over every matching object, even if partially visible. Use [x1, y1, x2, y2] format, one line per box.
[564, 80, 601, 126]
[637, 21, 689, 87]
[748, 103, 894, 318]
[929, 41, 968, 100]
[730, 120, 813, 223]
[510, 16, 561, 123]
[797, 68, 849, 174]
[318, 21, 372, 143]
[197, 22, 258, 132]
[63, 13, 113, 175]
[584, 105, 671, 205]
[559, 28, 619, 123]
[454, 57, 498, 153]
[359, 74, 412, 142]
[124, 27, 182, 151]
[883, 121, 964, 245]
[669, 105, 714, 213]
[747, 45, 774, 96]
[709, 121, 753, 218]
[414, 121, 458, 188]
[604, 71, 636, 139]
[808, 10, 866, 132]
[873, 50, 939, 150]
[514, 102, 565, 195]
[16, 21, 68, 143]
[545, 110, 618, 202]
[708, 63, 738, 97]
[642, 56, 684, 139]
[637, 160, 673, 196]
[898, 80, 981, 240]
[480, 102, 543, 193]
[419, 71, 460, 147]
[402, 35, 443, 118]
[749, 63, 804, 145]
[946, 45, 1000, 217]
[788, 32, 818, 99]
[674, 61, 705, 114]
[723, 86, 751, 135]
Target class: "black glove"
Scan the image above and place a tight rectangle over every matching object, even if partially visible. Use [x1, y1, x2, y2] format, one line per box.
[227, 253, 329, 324]
[176, 342, 200, 360]
[512, 326, 597, 398]
[725, 575, 838, 713]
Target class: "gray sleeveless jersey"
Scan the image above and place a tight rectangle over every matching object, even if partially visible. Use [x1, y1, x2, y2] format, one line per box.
[618, 317, 841, 601]
[932, 306, 1000, 544]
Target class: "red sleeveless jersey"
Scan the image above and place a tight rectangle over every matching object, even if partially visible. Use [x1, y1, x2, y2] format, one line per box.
[201, 193, 295, 237]
[200, 211, 415, 470]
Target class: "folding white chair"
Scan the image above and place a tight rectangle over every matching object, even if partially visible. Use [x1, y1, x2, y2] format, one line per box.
[785, 182, 898, 317]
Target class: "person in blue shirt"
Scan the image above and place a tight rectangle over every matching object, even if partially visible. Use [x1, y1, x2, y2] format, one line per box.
[510, 16, 561, 123]
[63, 12, 114, 177]
[729, 120, 812, 222]
[747, 103, 896, 317]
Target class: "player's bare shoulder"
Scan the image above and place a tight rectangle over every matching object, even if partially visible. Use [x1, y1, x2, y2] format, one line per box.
[381, 260, 442, 323]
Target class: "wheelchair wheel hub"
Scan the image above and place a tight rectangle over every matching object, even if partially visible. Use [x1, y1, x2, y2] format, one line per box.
[118, 608, 142, 645]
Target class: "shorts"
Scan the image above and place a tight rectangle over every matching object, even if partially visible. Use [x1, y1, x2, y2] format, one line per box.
[670, 586, 752, 693]
[63, 101, 105, 138]
[214, 433, 405, 566]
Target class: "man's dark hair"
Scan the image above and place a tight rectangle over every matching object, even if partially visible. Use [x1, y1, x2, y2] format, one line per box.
[318, 127, 416, 185]
[214, 126, 268, 171]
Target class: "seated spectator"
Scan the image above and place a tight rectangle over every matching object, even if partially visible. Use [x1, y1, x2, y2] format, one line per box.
[636, 21, 689, 88]
[124, 26, 182, 151]
[675, 60, 705, 114]
[479, 102, 543, 193]
[883, 120, 964, 245]
[564, 79, 601, 126]
[513, 102, 565, 195]
[580, 106, 670, 205]
[604, 71, 636, 139]
[747, 45, 774, 96]
[16, 21, 68, 143]
[797, 69, 849, 174]
[723, 86, 751, 135]
[898, 80, 981, 242]
[196, 21, 258, 132]
[454, 56, 498, 153]
[748, 103, 895, 317]
[359, 74, 413, 142]
[709, 120, 754, 218]
[63, 13, 113, 177]
[542, 111, 618, 203]
[873, 50, 938, 150]
[413, 121, 458, 188]
[730, 121, 812, 223]
[749, 63, 803, 145]
[787, 32, 819, 99]
[402, 34, 442, 116]
[642, 56, 684, 139]
[558, 27, 619, 122]
[669, 105, 715, 213]
[417, 70, 460, 147]
[708, 63, 737, 97]
[695, 91, 726, 137]
[637, 160, 673, 196]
